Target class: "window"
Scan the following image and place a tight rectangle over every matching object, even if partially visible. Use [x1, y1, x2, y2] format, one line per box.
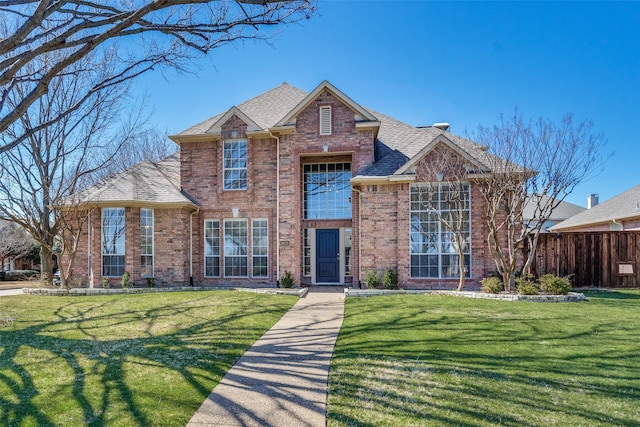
[223, 139, 247, 190]
[304, 163, 352, 219]
[204, 220, 220, 277]
[252, 219, 268, 277]
[319, 106, 332, 135]
[344, 228, 352, 277]
[303, 229, 312, 276]
[224, 219, 248, 277]
[140, 208, 153, 277]
[102, 208, 125, 277]
[410, 183, 471, 278]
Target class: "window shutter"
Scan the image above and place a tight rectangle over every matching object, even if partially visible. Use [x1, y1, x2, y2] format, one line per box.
[319, 106, 332, 135]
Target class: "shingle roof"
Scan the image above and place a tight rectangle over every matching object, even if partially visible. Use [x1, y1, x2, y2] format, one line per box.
[176, 83, 307, 136]
[550, 185, 640, 231]
[76, 80, 529, 210]
[70, 154, 197, 209]
[357, 110, 500, 177]
[522, 195, 586, 221]
[174, 82, 503, 179]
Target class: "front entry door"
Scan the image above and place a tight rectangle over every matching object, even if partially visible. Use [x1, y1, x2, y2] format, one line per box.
[316, 229, 339, 283]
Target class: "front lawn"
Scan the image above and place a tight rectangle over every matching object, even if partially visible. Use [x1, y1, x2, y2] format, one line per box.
[0, 291, 297, 426]
[328, 291, 640, 426]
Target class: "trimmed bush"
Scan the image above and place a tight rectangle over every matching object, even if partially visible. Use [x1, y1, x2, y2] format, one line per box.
[364, 270, 380, 289]
[382, 269, 399, 289]
[280, 270, 294, 288]
[121, 271, 131, 289]
[516, 277, 539, 295]
[540, 274, 572, 295]
[481, 276, 503, 294]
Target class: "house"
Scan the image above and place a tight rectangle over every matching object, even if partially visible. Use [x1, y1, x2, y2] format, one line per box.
[551, 185, 640, 232]
[67, 81, 509, 289]
[523, 194, 586, 232]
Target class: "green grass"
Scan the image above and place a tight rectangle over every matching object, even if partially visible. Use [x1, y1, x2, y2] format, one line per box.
[0, 291, 297, 426]
[328, 291, 640, 426]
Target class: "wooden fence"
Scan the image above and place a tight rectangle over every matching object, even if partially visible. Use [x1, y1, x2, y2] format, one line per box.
[531, 232, 640, 288]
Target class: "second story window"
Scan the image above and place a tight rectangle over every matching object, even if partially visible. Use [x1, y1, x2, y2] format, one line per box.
[304, 163, 352, 219]
[223, 139, 247, 190]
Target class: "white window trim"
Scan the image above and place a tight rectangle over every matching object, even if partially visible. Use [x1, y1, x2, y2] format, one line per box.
[319, 105, 332, 136]
[303, 162, 352, 220]
[101, 207, 125, 278]
[140, 208, 154, 278]
[223, 139, 248, 191]
[251, 218, 269, 278]
[409, 183, 472, 279]
[204, 219, 221, 278]
[224, 218, 249, 278]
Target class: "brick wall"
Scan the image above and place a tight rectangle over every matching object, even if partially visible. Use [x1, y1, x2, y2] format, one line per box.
[181, 115, 279, 285]
[277, 89, 375, 283]
[64, 207, 192, 287]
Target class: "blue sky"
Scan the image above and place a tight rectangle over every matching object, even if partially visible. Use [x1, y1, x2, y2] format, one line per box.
[134, 1, 640, 207]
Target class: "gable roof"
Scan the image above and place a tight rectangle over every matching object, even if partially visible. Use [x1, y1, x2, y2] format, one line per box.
[274, 80, 379, 129]
[550, 185, 640, 231]
[172, 83, 307, 139]
[69, 154, 198, 210]
[522, 194, 586, 222]
[171, 81, 510, 181]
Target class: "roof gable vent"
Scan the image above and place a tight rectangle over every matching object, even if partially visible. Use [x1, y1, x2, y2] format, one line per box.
[319, 106, 332, 135]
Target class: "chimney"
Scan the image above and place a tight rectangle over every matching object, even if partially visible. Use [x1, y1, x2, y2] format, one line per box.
[587, 194, 599, 209]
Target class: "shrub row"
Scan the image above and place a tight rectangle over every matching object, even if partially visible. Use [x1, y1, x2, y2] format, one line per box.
[481, 274, 572, 295]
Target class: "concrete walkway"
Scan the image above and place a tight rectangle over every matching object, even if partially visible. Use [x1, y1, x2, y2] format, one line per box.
[187, 288, 345, 427]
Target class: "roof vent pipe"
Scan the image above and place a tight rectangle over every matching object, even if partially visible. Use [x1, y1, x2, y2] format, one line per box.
[433, 122, 450, 131]
[587, 193, 599, 209]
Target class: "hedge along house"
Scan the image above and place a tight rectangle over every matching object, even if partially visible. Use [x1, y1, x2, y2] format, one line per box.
[66, 81, 507, 289]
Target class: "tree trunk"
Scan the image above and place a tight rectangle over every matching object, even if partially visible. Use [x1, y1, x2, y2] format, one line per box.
[40, 246, 55, 285]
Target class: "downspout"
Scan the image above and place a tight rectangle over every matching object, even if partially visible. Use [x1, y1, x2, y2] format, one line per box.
[269, 130, 280, 286]
[189, 206, 200, 286]
[351, 186, 363, 288]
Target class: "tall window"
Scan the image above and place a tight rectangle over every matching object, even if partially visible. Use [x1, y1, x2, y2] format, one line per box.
[102, 208, 125, 277]
[204, 220, 220, 277]
[303, 163, 352, 219]
[344, 228, 353, 277]
[303, 229, 312, 276]
[252, 219, 268, 277]
[223, 139, 247, 190]
[140, 208, 153, 277]
[224, 219, 248, 277]
[410, 183, 471, 278]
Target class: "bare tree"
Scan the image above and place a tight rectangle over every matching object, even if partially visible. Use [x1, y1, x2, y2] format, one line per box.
[0, 49, 146, 286]
[94, 127, 177, 181]
[472, 111, 607, 291]
[0, 0, 315, 153]
[412, 143, 471, 291]
[0, 219, 34, 271]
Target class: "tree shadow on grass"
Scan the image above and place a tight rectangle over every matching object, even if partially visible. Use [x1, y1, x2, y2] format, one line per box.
[0, 292, 295, 426]
[328, 295, 640, 426]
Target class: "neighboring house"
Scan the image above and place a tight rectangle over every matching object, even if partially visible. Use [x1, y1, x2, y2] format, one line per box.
[551, 185, 640, 232]
[66, 81, 510, 289]
[523, 194, 586, 232]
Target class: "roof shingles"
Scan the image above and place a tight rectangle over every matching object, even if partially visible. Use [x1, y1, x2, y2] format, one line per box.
[83, 81, 512, 206]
